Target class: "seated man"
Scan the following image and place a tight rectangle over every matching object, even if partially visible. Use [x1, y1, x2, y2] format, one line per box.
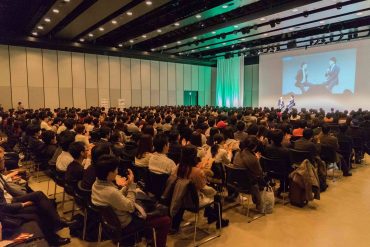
[56, 131, 76, 172]
[149, 134, 177, 175]
[0, 147, 73, 246]
[91, 155, 170, 247]
[233, 136, 264, 213]
[262, 129, 292, 195]
[319, 124, 351, 176]
[293, 128, 320, 162]
[65, 141, 88, 189]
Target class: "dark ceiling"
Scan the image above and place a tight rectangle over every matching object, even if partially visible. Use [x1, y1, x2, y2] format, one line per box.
[0, 0, 369, 65]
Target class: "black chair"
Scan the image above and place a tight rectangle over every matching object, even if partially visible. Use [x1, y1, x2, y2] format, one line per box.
[260, 156, 291, 204]
[96, 205, 156, 247]
[132, 165, 149, 188]
[352, 137, 364, 163]
[320, 144, 341, 180]
[75, 181, 92, 241]
[224, 164, 264, 222]
[289, 149, 312, 166]
[208, 162, 226, 195]
[147, 171, 169, 200]
[181, 180, 221, 246]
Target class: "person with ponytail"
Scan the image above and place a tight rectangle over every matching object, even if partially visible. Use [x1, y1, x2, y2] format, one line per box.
[170, 145, 229, 233]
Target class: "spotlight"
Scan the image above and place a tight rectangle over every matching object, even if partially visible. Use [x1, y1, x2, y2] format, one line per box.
[194, 41, 199, 46]
[329, 35, 334, 42]
[348, 33, 353, 40]
[275, 19, 281, 25]
[241, 28, 250, 34]
[253, 25, 258, 30]
[310, 39, 313, 46]
[303, 11, 309, 18]
[336, 2, 343, 10]
[220, 33, 226, 39]
[353, 29, 358, 38]
[338, 33, 344, 41]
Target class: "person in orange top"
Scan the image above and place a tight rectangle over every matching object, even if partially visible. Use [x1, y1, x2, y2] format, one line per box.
[292, 120, 307, 137]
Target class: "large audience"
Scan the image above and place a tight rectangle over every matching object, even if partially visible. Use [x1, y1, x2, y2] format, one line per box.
[0, 104, 369, 246]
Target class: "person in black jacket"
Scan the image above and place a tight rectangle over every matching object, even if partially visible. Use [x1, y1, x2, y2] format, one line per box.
[65, 142, 87, 189]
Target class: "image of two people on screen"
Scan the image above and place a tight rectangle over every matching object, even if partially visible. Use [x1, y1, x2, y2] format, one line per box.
[295, 57, 339, 94]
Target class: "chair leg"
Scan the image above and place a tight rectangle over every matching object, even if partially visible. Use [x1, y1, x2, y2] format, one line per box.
[152, 228, 157, 247]
[193, 213, 198, 246]
[82, 208, 88, 241]
[217, 202, 222, 235]
[97, 222, 102, 246]
[246, 195, 250, 218]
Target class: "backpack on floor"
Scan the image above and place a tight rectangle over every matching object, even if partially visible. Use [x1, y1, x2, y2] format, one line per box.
[289, 179, 307, 208]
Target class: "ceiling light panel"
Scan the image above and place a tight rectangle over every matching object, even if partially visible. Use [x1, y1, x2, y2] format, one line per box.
[89, 0, 170, 42]
[126, 0, 254, 46]
[33, 0, 83, 36]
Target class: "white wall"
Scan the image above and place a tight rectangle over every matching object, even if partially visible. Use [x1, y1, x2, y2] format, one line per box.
[0, 45, 213, 109]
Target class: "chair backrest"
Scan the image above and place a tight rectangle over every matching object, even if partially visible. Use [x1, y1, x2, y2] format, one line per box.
[96, 205, 122, 242]
[147, 171, 169, 199]
[260, 156, 290, 178]
[289, 148, 312, 164]
[132, 166, 149, 185]
[224, 164, 251, 192]
[320, 144, 337, 163]
[211, 162, 226, 183]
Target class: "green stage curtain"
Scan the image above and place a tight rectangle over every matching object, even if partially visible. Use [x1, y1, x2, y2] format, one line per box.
[216, 56, 244, 107]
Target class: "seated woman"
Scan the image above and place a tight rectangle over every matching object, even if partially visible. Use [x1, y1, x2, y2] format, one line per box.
[171, 145, 229, 233]
[233, 136, 264, 213]
[222, 126, 240, 153]
[91, 155, 170, 247]
[189, 131, 206, 160]
[135, 134, 153, 168]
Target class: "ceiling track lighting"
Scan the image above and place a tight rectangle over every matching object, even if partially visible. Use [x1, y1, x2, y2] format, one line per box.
[303, 11, 309, 18]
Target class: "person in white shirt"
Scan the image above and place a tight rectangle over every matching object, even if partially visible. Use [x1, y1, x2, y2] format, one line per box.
[149, 134, 176, 175]
[39, 112, 52, 131]
[56, 132, 75, 172]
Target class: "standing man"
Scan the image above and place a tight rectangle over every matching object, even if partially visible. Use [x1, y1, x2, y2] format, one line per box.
[324, 57, 340, 91]
[295, 62, 309, 94]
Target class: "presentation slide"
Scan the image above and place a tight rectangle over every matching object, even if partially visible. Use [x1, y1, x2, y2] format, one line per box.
[259, 39, 370, 111]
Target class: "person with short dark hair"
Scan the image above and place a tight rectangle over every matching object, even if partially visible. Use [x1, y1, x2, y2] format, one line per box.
[294, 128, 320, 161]
[75, 124, 89, 147]
[81, 143, 111, 190]
[149, 134, 176, 174]
[56, 131, 76, 172]
[91, 155, 170, 247]
[65, 141, 88, 187]
[167, 130, 182, 164]
[234, 121, 248, 142]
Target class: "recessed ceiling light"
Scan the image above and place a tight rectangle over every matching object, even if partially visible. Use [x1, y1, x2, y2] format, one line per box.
[260, 18, 266, 21]
[179, 52, 182, 55]
[32, 32, 38, 36]
[320, 21, 325, 24]
[241, 38, 246, 41]
[193, 36, 197, 39]
[174, 22, 180, 26]
[52, 9, 59, 13]
[177, 41, 181, 44]
[206, 46, 210, 49]
[129, 40, 134, 43]
[79, 38, 85, 42]
[99, 27, 104, 31]
[292, 8, 298, 12]
[37, 25, 44, 30]
[356, 12, 363, 16]
[127, 11, 133, 16]
[145, 1, 152, 5]
[212, 31, 216, 34]
[142, 35, 147, 38]
[151, 48, 155, 51]
[88, 33, 94, 37]
[191, 50, 195, 52]
[264, 33, 268, 36]
[44, 18, 51, 22]
[64, 0, 70, 2]
[289, 27, 294, 30]
[163, 45, 167, 48]
[195, 14, 201, 19]
[118, 43, 123, 47]
[111, 20, 117, 24]
[222, 43, 226, 45]
[157, 29, 162, 33]
[222, 5, 228, 8]
[234, 25, 238, 28]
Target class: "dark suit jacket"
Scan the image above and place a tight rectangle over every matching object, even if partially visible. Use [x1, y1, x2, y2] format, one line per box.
[319, 134, 339, 151]
[295, 68, 308, 85]
[294, 138, 320, 160]
[263, 144, 292, 170]
[233, 149, 263, 183]
[325, 64, 340, 87]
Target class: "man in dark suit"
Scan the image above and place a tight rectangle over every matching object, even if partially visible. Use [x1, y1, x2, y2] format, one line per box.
[324, 57, 340, 91]
[294, 128, 320, 161]
[319, 124, 351, 176]
[262, 129, 292, 196]
[295, 62, 309, 94]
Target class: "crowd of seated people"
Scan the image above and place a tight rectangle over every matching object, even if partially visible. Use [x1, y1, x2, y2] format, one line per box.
[0, 104, 369, 246]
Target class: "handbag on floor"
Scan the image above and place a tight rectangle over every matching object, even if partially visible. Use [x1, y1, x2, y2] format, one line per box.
[260, 186, 275, 214]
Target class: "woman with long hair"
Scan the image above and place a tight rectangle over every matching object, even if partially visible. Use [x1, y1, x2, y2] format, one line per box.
[135, 134, 153, 167]
[171, 145, 229, 233]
